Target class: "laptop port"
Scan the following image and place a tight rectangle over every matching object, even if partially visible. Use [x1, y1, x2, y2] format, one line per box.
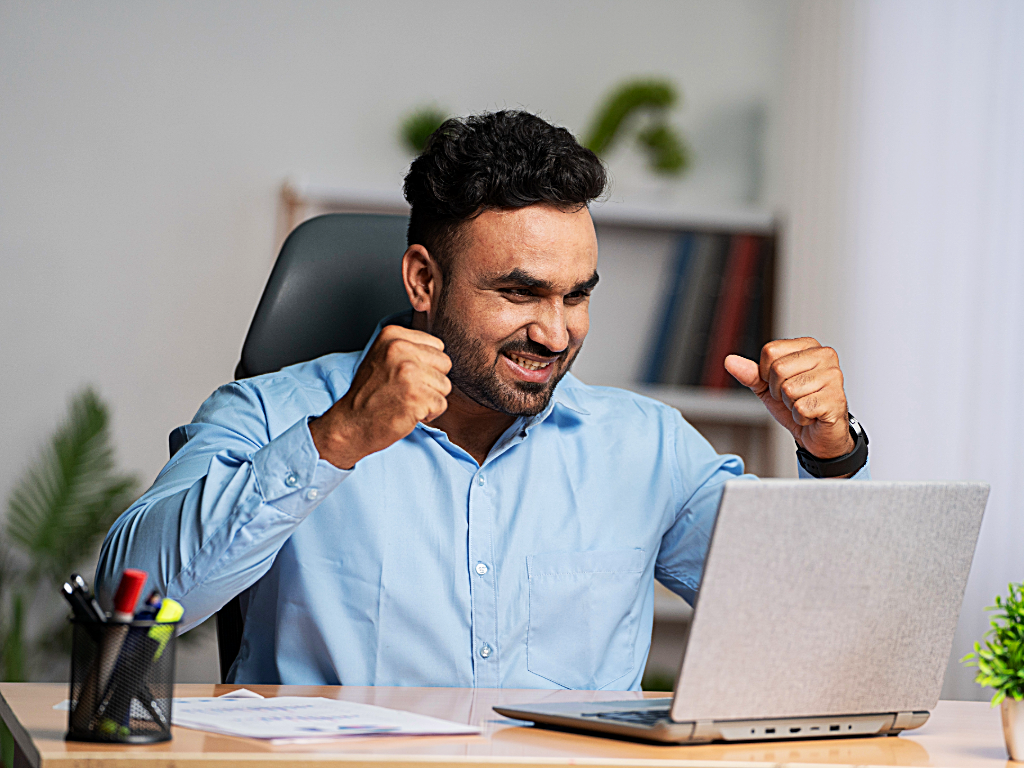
[830, 725, 840, 732]
[790, 727, 801, 733]
[810, 726, 819, 731]
[765, 727, 775, 734]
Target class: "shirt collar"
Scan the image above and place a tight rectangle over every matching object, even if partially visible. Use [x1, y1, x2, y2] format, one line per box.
[353, 310, 413, 370]
[356, 312, 591, 426]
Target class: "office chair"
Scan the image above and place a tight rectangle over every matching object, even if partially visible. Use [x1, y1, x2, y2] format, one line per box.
[217, 213, 411, 682]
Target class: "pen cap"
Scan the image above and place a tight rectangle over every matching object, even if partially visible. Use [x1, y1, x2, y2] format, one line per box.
[135, 590, 163, 621]
[111, 569, 147, 622]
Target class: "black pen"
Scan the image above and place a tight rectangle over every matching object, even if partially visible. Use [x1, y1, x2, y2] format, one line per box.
[61, 581, 97, 623]
[71, 573, 107, 623]
[64, 578, 106, 733]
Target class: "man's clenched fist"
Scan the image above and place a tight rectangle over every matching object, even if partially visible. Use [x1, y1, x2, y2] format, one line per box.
[724, 338, 855, 461]
[309, 326, 452, 469]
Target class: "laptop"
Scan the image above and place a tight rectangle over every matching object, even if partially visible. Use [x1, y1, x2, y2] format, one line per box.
[495, 480, 989, 743]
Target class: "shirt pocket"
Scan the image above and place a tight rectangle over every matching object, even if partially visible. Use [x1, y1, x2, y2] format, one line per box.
[527, 548, 645, 690]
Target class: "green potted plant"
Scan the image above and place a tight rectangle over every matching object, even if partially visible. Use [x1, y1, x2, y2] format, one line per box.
[962, 581, 1024, 760]
[0, 389, 137, 768]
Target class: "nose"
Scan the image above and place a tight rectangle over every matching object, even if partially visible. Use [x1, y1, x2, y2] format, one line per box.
[528, 299, 570, 354]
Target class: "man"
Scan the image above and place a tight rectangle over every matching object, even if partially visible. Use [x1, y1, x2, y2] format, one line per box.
[97, 111, 867, 689]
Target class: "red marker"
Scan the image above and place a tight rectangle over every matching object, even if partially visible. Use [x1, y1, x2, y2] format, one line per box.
[96, 570, 147, 710]
[111, 569, 147, 622]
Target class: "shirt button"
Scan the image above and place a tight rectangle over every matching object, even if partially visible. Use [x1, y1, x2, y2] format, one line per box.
[305, 488, 319, 501]
[479, 643, 492, 659]
[475, 562, 488, 575]
[284, 472, 299, 487]
[477, 475, 485, 486]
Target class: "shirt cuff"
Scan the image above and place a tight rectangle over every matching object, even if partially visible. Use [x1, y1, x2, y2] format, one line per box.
[252, 416, 351, 516]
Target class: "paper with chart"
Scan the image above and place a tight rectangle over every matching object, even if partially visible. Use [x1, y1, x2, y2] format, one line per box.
[171, 696, 480, 743]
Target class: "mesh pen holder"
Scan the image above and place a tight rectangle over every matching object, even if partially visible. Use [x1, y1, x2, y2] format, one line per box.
[67, 617, 178, 743]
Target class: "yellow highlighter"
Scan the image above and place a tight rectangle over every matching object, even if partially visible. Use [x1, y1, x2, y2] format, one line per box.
[148, 598, 184, 660]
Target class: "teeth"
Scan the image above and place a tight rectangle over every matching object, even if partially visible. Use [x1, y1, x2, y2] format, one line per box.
[509, 354, 550, 371]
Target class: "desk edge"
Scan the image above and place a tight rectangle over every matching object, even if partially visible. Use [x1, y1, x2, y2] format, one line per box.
[0, 685, 41, 768]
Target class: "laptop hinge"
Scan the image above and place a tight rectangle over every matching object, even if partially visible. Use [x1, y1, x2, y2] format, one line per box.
[891, 711, 916, 731]
[691, 720, 716, 741]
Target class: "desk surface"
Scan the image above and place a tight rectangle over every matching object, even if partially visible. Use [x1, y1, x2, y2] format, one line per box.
[0, 683, 1013, 768]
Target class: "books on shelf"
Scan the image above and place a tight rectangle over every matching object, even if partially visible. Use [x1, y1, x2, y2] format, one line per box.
[642, 230, 774, 389]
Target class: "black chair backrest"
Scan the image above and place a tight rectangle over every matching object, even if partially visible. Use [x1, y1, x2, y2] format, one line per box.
[217, 213, 410, 682]
[236, 213, 412, 379]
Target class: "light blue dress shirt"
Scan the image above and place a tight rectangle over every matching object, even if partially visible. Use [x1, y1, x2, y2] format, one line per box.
[97, 316, 868, 690]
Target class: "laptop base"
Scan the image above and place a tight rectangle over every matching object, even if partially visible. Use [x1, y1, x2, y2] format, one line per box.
[494, 699, 930, 744]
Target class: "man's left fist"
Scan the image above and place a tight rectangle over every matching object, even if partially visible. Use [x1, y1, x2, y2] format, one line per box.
[724, 338, 854, 460]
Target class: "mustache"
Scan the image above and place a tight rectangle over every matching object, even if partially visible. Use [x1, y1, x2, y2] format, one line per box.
[499, 338, 567, 360]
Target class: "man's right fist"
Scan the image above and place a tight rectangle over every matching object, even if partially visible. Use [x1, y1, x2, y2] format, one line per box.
[309, 325, 452, 469]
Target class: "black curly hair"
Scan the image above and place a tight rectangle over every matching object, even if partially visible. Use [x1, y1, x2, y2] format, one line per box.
[402, 110, 607, 278]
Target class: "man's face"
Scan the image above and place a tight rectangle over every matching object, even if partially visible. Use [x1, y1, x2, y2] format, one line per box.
[430, 204, 599, 417]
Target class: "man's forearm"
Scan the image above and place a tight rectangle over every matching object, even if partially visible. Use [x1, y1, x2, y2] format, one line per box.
[96, 417, 347, 631]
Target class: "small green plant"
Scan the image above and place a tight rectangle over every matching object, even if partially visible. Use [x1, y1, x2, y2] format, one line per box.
[583, 78, 690, 176]
[962, 582, 1024, 706]
[400, 106, 450, 154]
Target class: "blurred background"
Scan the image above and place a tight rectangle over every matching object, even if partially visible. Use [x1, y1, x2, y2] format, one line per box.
[1, 0, 1021, 701]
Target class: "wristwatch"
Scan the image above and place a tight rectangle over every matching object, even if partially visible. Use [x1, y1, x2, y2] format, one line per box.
[796, 413, 869, 478]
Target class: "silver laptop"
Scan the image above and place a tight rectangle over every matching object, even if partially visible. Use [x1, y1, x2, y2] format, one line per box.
[495, 480, 989, 743]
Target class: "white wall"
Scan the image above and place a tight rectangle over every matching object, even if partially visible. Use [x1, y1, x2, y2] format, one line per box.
[0, 1, 791, 681]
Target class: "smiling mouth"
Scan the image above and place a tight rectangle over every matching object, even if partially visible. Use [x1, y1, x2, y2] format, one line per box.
[505, 352, 555, 371]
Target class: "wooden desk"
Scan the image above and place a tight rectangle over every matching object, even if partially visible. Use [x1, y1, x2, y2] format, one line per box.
[0, 683, 1012, 767]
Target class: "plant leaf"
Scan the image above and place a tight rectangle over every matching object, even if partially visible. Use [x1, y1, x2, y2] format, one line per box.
[400, 107, 449, 154]
[964, 581, 1024, 703]
[5, 388, 138, 585]
[583, 78, 677, 156]
[636, 122, 690, 175]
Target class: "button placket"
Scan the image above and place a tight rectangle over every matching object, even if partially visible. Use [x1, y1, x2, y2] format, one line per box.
[468, 467, 498, 685]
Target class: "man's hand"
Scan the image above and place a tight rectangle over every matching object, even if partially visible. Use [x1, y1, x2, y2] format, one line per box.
[309, 325, 452, 469]
[724, 338, 854, 460]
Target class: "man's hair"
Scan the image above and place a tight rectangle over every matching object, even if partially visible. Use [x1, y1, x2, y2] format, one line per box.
[403, 110, 607, 277]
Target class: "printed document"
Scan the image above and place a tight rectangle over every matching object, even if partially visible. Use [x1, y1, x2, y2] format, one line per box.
[172, 696, 480, 743]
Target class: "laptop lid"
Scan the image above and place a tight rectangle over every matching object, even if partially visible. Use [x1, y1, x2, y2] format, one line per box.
[669, 480, 988, 724]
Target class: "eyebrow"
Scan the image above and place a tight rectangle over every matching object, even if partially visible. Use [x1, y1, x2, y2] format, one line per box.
[490, 268, 600, 294]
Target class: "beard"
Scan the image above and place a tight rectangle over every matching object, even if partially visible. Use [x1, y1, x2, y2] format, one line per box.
[431, 297, 581, 417]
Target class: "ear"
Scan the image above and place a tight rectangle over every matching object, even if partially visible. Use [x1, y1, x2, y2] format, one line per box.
[402, 244, 442, 317]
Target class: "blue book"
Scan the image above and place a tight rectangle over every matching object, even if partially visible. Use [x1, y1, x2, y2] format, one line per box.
[641, 232, 697, 383]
